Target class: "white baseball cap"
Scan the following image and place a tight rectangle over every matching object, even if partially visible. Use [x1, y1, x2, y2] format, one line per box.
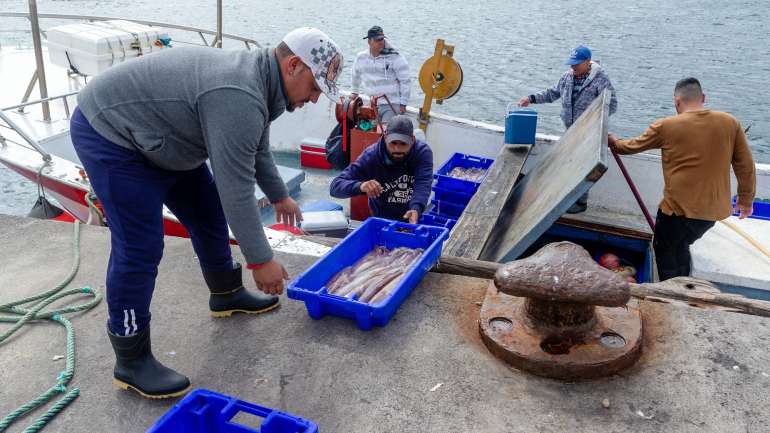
[282, 27, 343, 101]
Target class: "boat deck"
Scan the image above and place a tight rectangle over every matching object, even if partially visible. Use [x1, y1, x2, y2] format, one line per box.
[1, 214, 769, 433]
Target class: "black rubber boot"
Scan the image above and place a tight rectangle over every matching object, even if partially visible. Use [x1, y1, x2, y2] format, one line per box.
[204, 262, 280, 317]
[107, 326, 191, 399]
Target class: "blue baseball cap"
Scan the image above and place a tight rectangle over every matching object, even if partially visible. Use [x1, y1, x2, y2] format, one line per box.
[566, 45, 591, 65]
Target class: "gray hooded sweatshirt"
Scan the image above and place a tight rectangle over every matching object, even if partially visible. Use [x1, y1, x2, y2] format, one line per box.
[77, 46, 289, 265]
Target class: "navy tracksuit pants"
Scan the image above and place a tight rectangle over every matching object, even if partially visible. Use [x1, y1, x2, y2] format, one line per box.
[70, 108, 234, 336]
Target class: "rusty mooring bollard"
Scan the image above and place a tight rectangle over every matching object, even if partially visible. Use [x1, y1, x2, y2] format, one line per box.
[479, 241, 644, 380]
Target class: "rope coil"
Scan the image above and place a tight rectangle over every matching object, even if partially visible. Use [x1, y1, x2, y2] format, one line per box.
[0, 221, 102, 433]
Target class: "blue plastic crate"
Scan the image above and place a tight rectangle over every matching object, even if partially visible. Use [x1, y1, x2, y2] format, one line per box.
[287, 218, 449, 330]
[430, 199, 466, 219]
[148, 389, 318, 433]
[434, 153, 495, 194]
[419, 212, 457, 231]
[731, 196, 770, 221]
[432, 184, 475, 206]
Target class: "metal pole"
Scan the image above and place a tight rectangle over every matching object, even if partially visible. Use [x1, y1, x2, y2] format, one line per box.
[610, 147, 655, 231]
[215, 0, 223, 48]
[0, 110, 52, 162]
[28, 0, 50, 121]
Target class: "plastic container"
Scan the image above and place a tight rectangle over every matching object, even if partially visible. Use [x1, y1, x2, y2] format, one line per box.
[433, 152, 495, 194]
[299, 137, 332, 170]
[47, 20, 169, 76]
[300, 210, 349, 238]
[301, 200, 343, 213]
[419, 212, 457, 231]
[732, 196, 770, 221]
[432, 184, 474, 206]
[147, 389, 318, 433]
[287, 218, 449, 330]
[504, 106, 538, 145]
[429, 199, 466, 219]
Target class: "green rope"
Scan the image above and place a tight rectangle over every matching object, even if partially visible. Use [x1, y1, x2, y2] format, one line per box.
[0, 220, 102, 433]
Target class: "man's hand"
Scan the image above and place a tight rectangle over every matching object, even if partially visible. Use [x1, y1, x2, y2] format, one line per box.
[403, 210, 419, 224]
[735, 203, 754, 219]
[360, 180, 383, 198]
[273, 197, 302, 226]
[399, 105, 407, 114]
[251, 259, 289, 295]
[607, 133, 618, 150]
[518, 96, 531, 107]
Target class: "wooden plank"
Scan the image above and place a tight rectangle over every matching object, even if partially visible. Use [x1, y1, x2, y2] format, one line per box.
[442, 144, 531, 260]
[482, 90, 611, 262]
[555, 216, 652, 241]
[430, 257, 770, 318]
[297, 236, 770, 318]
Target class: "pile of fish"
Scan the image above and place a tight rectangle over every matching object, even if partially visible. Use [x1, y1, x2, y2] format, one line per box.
[447, 166, 487, 182]
[325, 246, 423, 305]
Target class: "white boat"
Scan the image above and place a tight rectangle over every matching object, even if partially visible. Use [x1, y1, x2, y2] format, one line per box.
[1, 10, 768, 295]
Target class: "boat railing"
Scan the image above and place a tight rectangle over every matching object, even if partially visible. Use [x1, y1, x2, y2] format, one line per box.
[0, 92, 79, 163]
[0, 12, 261, 49]
[0, 8, 263, 119]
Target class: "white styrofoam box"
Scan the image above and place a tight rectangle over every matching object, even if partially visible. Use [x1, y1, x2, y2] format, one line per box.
[300, 136, 326, 150]
[300, 211, 349, 236]
[47, 20, 169, 76]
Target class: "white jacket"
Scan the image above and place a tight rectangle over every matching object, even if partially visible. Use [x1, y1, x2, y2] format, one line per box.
[351, 41, 411, 106]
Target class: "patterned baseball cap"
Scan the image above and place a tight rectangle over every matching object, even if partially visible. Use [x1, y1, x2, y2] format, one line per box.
[282, 27, 343, 101]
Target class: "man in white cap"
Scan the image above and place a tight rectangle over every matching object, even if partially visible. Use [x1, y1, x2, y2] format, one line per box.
[71, 27, 342, 398]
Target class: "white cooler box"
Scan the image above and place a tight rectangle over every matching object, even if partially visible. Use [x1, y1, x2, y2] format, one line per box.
[300, 211, 349, 238]
[47, 20, 170, 76]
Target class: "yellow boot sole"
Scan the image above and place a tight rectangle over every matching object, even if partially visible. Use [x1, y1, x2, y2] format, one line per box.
[113, 378, 191, 399]
[209, 301, 280, 318]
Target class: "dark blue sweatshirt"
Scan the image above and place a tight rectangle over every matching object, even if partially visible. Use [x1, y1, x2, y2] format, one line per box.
[330, 138, 433, 221]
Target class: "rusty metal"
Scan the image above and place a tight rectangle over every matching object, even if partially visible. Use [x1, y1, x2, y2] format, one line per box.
[480, 241, 644, 380]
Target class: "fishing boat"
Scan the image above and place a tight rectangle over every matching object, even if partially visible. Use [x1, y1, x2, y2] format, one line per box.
[1, 5, 770, 432]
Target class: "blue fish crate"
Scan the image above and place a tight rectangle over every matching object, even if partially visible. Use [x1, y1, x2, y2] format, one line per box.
[732, 196, 770, 221]
[430, 199, 466, 219]
[418, 212, 457, 231]
[432, 184, 475, 206]
[287, 217, 449, 330]
[148, 389, 318, 433]
[434, 152, 495, 195]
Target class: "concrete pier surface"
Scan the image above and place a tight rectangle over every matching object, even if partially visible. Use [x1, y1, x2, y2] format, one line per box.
[1, 214, 769, 433]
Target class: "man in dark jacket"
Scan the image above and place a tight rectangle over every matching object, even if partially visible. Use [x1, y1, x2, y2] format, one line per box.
[330, 115, 432, 223]
[70, 27, 343, 399]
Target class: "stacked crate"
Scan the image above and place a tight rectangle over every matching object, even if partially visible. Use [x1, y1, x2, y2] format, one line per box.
[419, 153, 495, 231]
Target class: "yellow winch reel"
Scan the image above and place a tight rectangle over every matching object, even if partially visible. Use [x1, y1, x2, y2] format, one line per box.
[418, 39, 463, 130]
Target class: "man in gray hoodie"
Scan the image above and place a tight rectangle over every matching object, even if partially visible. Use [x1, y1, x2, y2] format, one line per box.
[70, 27, 342, 399]
[519, 45, 618, 213]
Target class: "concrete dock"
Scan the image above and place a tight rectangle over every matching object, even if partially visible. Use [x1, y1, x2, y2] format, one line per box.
[1, 214, 769, 433]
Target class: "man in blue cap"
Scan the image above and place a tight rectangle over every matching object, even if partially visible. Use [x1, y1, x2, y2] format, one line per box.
[519, 45, 618, 213]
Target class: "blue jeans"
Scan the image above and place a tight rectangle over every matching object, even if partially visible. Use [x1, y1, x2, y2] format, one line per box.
[70, 107, 233, 335]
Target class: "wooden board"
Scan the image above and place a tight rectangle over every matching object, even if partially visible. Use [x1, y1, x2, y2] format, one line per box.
[481, 90, 612, 262]
[443, 144, 531, 259]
